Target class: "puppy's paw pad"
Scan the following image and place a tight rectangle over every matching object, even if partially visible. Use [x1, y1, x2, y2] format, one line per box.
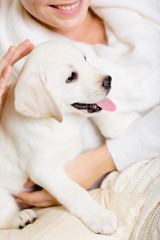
[87, 209, 117, 235]
[13, 209, 37, 229]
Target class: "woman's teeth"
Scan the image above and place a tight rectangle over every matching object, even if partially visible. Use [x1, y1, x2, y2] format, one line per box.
[54, 1, 80, 11]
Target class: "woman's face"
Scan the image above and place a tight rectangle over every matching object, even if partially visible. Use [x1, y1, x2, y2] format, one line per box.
[21, 0, 91, 32]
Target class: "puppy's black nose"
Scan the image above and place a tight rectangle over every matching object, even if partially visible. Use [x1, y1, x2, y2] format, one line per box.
[102, 75, 112, 90]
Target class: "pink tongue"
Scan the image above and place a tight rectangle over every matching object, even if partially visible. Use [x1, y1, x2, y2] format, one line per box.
[97, 98, 116, 112]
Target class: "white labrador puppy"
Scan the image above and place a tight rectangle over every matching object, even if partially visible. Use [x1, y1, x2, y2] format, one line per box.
[0, 40, 117, 234]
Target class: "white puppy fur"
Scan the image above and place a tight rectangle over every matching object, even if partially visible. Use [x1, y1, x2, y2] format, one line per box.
[0, 41, 117, 234]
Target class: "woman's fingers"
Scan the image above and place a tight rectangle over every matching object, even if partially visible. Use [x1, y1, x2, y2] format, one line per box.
[0, 65, 13, 101]
[15, 180, 59, 208]
[0, 47, 14, 100]
[0, 46, 16, 77]
[0, 40, 34, 105]
[23, 179, 36, 189]
[0, 65, 13, 88]
[0, 40, 34, 76]
[14, 189, 60, 207]
[9, 39, 34, 66]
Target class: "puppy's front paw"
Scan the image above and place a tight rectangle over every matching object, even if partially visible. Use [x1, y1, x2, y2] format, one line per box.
[85, 207, 117, 235]
[13, 209, 37, 229]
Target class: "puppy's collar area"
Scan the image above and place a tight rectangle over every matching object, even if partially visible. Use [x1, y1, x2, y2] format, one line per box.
[71, 103, 102, 113]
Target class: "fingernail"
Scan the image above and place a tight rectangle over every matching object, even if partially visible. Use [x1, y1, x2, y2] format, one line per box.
[23, 182, 30, 188]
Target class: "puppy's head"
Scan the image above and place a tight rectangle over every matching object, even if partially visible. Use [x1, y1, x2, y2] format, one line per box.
[15, 40, 116, 122]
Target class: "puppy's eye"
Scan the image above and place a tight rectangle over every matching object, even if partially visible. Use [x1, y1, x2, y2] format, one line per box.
[84, 55, 87, 61]
[66, 72, 78, 83]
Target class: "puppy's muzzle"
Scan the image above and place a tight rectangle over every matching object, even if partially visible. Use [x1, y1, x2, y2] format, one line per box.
[71, 75, 113, 113]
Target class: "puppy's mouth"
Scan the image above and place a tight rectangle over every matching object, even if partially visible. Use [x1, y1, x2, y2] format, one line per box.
[71, 103, 102, 113]
[72, 97, 116, 113]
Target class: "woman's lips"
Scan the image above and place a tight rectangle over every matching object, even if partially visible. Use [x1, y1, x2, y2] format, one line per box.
[49, 0, 82, 15]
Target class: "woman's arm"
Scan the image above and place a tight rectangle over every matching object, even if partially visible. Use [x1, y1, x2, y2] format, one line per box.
[65, 144, 116, 189]
[108, 105, 160, 171]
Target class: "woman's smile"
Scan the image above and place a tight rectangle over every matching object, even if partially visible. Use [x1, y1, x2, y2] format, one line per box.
[49, 0, 82, 16]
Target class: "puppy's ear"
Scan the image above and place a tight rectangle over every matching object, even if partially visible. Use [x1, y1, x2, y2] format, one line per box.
[14, 69, 63, 122]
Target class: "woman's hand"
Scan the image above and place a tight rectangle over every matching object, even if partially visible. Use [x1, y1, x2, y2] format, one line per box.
[14, 180, 60, 208]
[15, 145, 116, 208]
[0, 39, 34, 108]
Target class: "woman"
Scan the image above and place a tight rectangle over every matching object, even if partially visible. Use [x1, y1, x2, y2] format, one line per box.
[0, 0, 160, 210]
